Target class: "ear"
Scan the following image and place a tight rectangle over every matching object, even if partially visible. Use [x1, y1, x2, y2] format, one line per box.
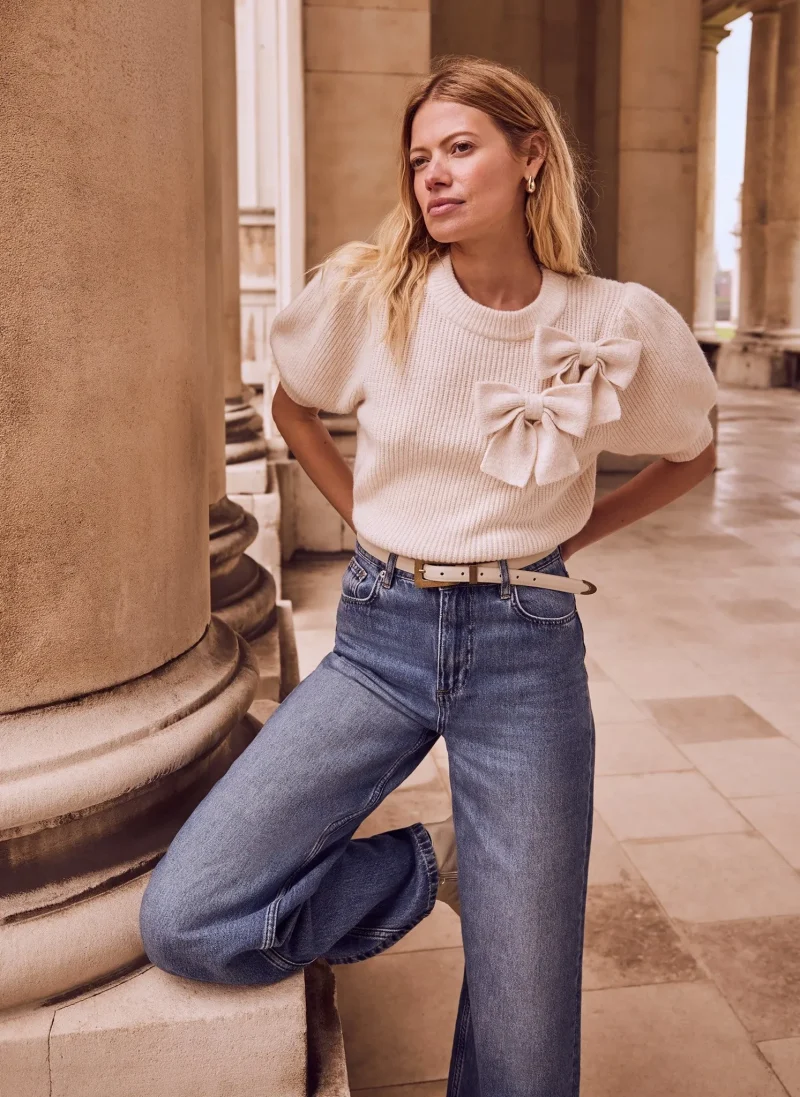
[525, 130, 548, 167]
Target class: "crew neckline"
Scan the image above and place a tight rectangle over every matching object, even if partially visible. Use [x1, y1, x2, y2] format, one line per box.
[425, 249, 569, 340]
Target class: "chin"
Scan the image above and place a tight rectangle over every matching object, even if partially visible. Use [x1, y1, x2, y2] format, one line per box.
[424, 223, 468, 245]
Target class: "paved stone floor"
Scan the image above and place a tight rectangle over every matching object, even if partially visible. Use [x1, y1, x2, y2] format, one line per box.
[282, 384, 800, 1097]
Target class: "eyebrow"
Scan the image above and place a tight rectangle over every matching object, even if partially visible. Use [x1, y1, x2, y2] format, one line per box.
[409, 130, 481, 155]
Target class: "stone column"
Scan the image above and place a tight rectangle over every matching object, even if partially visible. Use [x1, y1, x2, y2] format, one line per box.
[204, 0, 278, 637]
[226, 0, 286, 594]
[765, 0, 800, 347]
[716, 3, 783, 385]
[0, 0, 259, 1013]
[739, 2, 781, 337]
[694, 23, 731, 342]
[221, 1, 269, 470]
[616, 0, 701, 320]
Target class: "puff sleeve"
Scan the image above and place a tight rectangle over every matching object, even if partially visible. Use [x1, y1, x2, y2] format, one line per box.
[268, 264, 369, 414]
[598, 282, 718, 461]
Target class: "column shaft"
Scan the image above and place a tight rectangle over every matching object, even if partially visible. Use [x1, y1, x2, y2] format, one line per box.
[738, 2, 780, 335]
[617, 0, 701, 319]
[694, 24, 730, 341]
[765, 0, 800, 344]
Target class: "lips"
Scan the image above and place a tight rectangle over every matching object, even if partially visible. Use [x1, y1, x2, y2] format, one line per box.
[428, 199, 464, 213]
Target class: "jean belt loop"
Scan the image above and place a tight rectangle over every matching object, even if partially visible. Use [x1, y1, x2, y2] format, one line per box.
[498, 558, 511, 600]
[382, 551, 397, 588]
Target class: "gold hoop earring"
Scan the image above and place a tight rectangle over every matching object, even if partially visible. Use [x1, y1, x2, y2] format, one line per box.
[526, 175, 537, 194]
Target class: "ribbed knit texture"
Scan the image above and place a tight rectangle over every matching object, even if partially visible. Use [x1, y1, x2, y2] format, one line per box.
[269, 249, 718, 563]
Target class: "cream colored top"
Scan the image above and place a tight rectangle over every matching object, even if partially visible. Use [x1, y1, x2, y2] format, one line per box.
[269, 249, 718, 563]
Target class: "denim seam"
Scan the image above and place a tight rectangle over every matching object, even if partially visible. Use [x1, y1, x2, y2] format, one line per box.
[259, 727, 438, 955]
[449, 972, 472, 1097]
[508, 588, 578, 626]
[273, 820, 439, 969]
[340, 569, 384, 605]
[569, 710, 595, 1097]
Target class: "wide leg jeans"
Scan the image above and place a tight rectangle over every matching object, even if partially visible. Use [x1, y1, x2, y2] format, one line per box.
[139, 539, 596, 1097]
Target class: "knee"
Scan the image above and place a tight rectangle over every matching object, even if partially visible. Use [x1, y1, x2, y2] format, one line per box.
[138, 856, 292, 987]
[139, 857, 203, 980]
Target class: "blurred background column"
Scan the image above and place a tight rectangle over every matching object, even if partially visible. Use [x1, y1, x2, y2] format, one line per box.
[694, 22, 731, 343]
[764, 1, 800, 351]
[616, 0, 702, 320]
[204, 0, 279, 636]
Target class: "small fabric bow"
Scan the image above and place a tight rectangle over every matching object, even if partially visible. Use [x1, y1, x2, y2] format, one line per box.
[534, 326, 642, 426]
[473, 380, 594, 488]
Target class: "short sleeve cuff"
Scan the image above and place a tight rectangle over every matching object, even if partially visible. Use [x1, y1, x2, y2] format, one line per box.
[661, 417, 714, 462]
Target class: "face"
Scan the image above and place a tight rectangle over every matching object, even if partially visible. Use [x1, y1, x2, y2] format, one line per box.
[408, 99, 545, 245]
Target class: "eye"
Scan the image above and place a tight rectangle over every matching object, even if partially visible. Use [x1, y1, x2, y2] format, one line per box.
[452, 141, 473, 154]
[410, 156, 426, 170]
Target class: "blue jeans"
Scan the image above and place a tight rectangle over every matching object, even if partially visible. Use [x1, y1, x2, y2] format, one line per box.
[140, 539, 596, 1097]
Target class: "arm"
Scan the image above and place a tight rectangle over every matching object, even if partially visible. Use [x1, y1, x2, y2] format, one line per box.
[561, 442, 716, 562]
[272, 382, 355, 532]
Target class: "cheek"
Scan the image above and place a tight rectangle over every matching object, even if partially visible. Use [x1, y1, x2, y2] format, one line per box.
[460, 161, 516, 218]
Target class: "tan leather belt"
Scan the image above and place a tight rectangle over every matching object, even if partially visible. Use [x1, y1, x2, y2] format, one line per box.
[356, 534, 597, 596]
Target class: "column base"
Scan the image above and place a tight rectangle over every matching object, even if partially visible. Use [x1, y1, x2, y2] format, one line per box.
[0, 957, 349, 1097]
[0, 619, 259, 1010]
[210, 496, 277, 640]
[716, 338, 791, 388]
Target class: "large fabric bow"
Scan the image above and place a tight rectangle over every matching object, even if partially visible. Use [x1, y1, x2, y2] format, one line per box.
[533, 325, 642, 426]
[473, 379, 594, 488]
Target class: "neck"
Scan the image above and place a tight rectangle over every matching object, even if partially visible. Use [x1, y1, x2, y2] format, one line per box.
[448, 239, 542, 311]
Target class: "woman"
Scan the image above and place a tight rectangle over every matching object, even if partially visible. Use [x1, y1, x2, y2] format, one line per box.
[140, 55, 718, 1097]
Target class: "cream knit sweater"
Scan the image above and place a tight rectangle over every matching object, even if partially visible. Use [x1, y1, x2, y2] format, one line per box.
[269, 249, 718, 563]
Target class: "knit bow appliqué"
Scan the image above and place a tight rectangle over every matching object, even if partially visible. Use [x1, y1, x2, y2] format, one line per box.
[533, 325, 642, 427]
[473, 379, 594, 488]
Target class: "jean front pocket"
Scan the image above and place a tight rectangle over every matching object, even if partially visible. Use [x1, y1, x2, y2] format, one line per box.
[508, 547, 577, 626]
[340, 554, 384, 605]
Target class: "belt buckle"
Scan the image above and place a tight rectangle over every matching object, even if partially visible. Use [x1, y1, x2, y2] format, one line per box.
[413, 558, 459, 588]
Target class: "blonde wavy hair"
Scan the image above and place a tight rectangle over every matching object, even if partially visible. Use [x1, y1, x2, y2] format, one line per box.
[310, 54, 591, 365]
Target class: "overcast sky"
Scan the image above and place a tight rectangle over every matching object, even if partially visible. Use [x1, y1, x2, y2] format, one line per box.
[716, 13, 751, 270]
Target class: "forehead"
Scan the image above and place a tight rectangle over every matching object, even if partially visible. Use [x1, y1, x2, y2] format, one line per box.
[409, 100, 492, 146]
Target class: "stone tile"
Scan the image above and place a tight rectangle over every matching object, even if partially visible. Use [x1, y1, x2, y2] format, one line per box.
[643, 694, 780, 743]
[594, 719, 693, 775]
[335, 947, 464, 1090]
[595, 772, 750, 841]
[583, 878, 701, 990]
[594, 648, 724, 700]
[731, 795, 800, 869]
[681, 737, 800, 798]
[716, 597, 800, 624]
[588, 680, 646, 723]
[582, 981, 787, 1097]
[588, 812, 641, 886]
[735, 672, 800, 744]
[684, 916, 800, 1041]
[584, 653, 609, 681]
[759, 1038, 800, 1097]
[353, 1084, 447, 1097]
[623, 832, 800, 922]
